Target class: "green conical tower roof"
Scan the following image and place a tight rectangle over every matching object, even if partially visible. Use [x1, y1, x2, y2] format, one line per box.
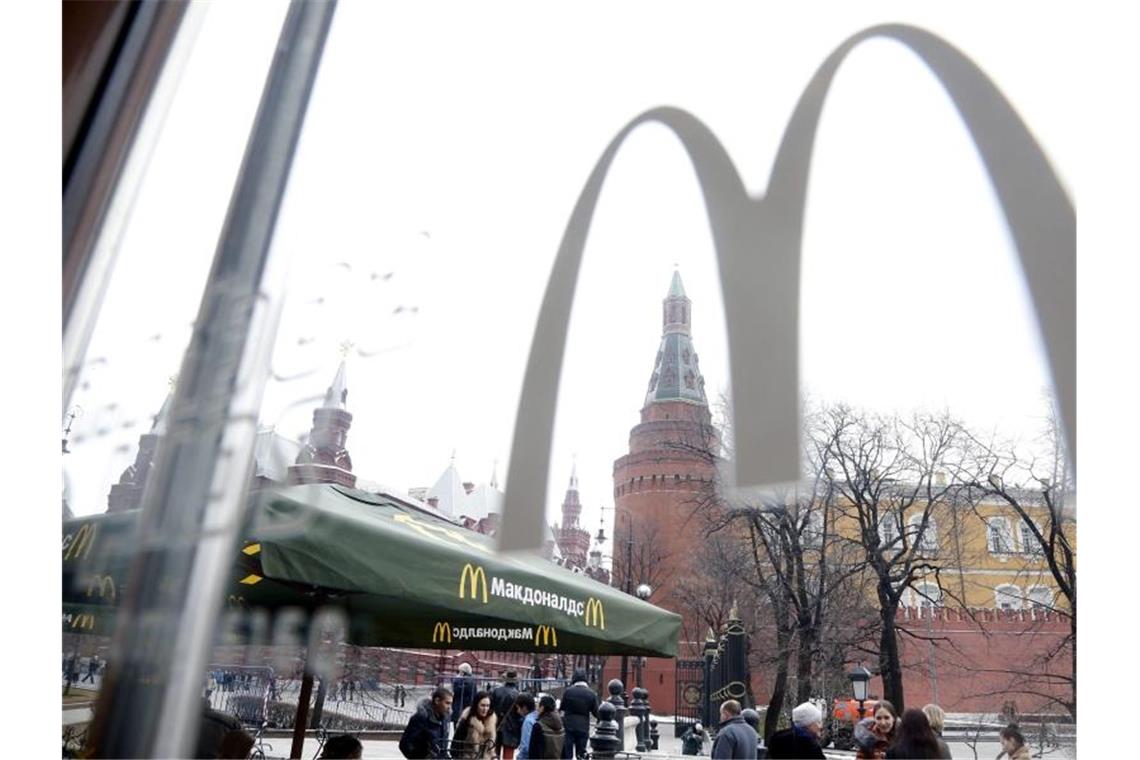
[644, 270, 707, 407]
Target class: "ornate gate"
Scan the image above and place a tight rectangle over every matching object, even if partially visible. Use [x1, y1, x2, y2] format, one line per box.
[674, 658, 705, 737]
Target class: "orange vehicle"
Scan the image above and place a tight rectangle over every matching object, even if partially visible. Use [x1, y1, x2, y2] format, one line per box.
[823, 697, 875, 750]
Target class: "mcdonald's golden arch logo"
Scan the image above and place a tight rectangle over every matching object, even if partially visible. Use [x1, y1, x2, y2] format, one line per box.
[534, 625, 558, 647]
[86, 574, 116, 601]
[459, 564, 488, 603]
[64, 523, 98, 561]
[584, 597, 605, 630]
[432, 621, 453, 644]
[71, 613, 96, 631]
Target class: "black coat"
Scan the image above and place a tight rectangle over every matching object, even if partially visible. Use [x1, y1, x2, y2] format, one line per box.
[451, 674, 477, 723]
[400, 699, 448, 758]
[765, 726, 826, 760]
[558, 682, 600, 734]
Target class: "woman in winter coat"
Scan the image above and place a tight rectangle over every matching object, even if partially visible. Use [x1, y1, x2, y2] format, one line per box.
[885, 709, 943, 759]
[921, 704, 953, 760]
[854, 700, 898, 760]
[454, 691, 498, 758]
[998, 724, 1031, 760]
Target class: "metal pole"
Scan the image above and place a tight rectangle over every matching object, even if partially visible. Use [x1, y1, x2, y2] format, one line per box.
[620, 512, 632, 694]
[291, 672, 316, 759]
[84, 3, 337, 757]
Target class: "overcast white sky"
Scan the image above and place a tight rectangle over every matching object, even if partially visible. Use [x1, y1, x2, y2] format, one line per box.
[64, 1, 1074, 540]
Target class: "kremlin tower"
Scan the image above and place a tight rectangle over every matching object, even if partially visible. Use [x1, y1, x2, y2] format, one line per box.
[610, 270, 721, 710]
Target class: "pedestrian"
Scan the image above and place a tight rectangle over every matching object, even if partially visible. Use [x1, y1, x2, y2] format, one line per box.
[558, 669, 598, 759]
[740, 709, 762, 756]
[711, 700, 758, 760]
[349, 679, 357, 702]
[527, 695, 566, 760]
[997, 724, 1031, 760]
[680, 722, 707, 756]
[453, 663, 478, 727]
[514, 694, 539, 760]
[321, 733, 364, 759]
[854, 700, 898, 760]
[921, 704, 953, 760]
[401, 684, 408, 707]
[766, 701, 827, 759]
[885, 708, 943, 759]
[493, 671, 522, 758]
[399, 686, 453, 759]
[452, 691, 498, 759]
[82, 656, 98, 684]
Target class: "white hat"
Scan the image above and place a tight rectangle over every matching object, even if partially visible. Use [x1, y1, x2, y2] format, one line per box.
[792, 701, 823, 727]
[458, 663, 472, 675]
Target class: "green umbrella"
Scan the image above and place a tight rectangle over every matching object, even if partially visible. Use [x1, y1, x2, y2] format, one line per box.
[63, 483, 681, 657]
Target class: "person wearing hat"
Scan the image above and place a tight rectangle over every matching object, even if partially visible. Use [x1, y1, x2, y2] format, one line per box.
[681, 722, 707, 756]
[558, 669, 599, 758]
[452, 663, 478, 727]
[765, 701, 826, 759]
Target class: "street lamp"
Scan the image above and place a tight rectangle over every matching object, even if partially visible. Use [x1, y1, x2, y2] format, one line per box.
[633, 584, 652, 688]
[848, 664, 872, 719]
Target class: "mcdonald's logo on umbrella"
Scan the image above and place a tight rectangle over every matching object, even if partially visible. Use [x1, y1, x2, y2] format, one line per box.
[64, 523, 97, 561]
[584, 598, 605, 630]
[432, 622, 453, 644]
[534, 625, 558, 648]
[459, 564, 488, 603]
[86, 574, 116, 601]
[71, 613, 96, 631]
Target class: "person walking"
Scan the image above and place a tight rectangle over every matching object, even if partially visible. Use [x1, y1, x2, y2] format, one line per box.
[453, 691, 498, 758]
[711, 700, 758, 760]
[527, 695, 566, 760]
[854, 700, 898, 760]
[515, 694, 539, 760]
[766, 701, 827, 759]
[558, 669, 598, 759]
[997, 724, 1031, 760]
[82, 656, 99, 684]
[492, 671, 522, 759]
[452, 663, 478, 728]
[680, 722, 707, 756]
[399, 686, 453, 759]
[921, 704, 953, 760]
[885, 708, 943, 759]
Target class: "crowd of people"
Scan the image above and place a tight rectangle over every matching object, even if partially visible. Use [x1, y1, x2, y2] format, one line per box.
[397, 667, 601, 760]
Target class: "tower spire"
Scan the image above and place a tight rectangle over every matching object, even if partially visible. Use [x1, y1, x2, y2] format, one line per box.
[288, 359, 356, 487]
[644, 269, 708, 409]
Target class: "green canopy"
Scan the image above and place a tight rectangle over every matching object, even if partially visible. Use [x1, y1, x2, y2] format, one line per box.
[62, 483, 681, 657]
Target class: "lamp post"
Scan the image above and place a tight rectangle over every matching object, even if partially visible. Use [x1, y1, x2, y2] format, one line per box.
[618, 511, 635, 695]
[848, 664, 872, 720]
[633, 584, 652, 689]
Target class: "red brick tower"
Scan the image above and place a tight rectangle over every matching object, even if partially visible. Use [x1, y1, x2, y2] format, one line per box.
[288, 360, 357, 487]
[555, 465, 592, 568]
[611, 271, 721, 708]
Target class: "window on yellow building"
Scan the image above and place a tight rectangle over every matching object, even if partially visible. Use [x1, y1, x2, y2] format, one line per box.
[912, 582, 943, 608]
[879, 511, 901, 549]
[986, 517, 1014, 554]
[995, 584, 1022, 610]
[1027, 586, 1053, 610]
[1020, 520, 1043, 556]
[907, 514, 938, 554]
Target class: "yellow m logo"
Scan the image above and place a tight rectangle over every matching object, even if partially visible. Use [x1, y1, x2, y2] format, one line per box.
[86, 574, 116, 601]
[459, 564, 488, 603]
[432, 621, 453, 644]
[584, 598, 605, 630]
[534, 625, 558, 648]
[71, 613, 96, 630]
[64, 523, 98, 561]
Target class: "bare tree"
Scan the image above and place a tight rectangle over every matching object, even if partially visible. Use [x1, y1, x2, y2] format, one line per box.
[818, 405, 978, 711]
[957, 407, 1076, 718]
